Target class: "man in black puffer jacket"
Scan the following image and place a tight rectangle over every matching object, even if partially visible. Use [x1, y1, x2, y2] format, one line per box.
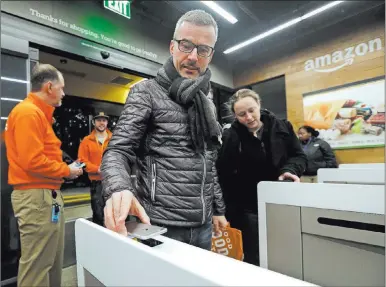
[101, 9, 227, 250]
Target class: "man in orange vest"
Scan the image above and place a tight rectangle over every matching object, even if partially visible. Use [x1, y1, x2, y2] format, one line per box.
[5, 63, 83, 286]
[78, 112, 112, 226]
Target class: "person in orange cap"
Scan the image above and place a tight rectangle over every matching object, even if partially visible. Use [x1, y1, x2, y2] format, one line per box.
[78, 112, 112, 226]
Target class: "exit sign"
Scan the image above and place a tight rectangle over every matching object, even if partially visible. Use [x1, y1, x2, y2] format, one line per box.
[104, 1, 131, 19]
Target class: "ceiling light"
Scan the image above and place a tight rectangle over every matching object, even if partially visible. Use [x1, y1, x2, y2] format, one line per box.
[1, 77, 29, 84]
[301, 1, 344, 20]
[224, 1, 344, 54]
[201, 1, 238, 24]
[1, 97, 22, 102]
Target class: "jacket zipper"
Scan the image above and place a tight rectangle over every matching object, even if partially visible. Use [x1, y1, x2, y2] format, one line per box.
[99, 140, 104, 162]
[200, 150, 207, 225]
[151, 162, 156, 202]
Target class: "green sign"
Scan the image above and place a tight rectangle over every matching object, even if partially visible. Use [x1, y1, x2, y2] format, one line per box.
[103, 1, 131, 19]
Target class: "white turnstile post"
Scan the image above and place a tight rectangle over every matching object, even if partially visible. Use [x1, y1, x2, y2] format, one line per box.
[257, 181, 384, 287]
[339, 163, 384, 169]
[317, 167, 384, 184]
[258, 182, 384, 269]
[75, 219, 316, 286]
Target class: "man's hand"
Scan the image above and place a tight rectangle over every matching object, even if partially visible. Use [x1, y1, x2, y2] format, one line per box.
[278, 172, 300, 182]
[98, 166, 101, 174]
[213, 215, 228, 236]
[66, 164, 83, 179]
[104, 190, 150, 235]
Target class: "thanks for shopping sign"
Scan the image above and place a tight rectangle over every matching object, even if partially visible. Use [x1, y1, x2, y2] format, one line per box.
[1, 1, 165, 62]
[304, 38, 383, 73]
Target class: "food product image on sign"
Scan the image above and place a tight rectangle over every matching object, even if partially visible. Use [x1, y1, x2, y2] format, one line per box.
[303, 77, 385, 149]
[303, 99, 347, 130]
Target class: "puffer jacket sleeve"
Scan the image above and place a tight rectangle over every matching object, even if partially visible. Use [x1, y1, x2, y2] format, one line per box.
[208, 96, 226, 215]
[279, 120, 307, 177]
[101, 86, 152, 201]
[212, 149, 226, 216]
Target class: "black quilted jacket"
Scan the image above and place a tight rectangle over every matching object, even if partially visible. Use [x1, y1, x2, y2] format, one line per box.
[101, 78, 226, 227]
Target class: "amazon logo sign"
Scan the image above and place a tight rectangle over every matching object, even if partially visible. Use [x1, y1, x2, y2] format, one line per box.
[304, 38, 383, 73]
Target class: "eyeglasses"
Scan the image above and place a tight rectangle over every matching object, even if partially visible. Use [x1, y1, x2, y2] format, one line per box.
[174, 39, 214, 58]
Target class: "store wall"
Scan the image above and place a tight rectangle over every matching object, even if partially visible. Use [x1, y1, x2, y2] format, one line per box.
[1, 1, 233, 88]
[251, 76, 287, 120]
[233, 17, 385, 164]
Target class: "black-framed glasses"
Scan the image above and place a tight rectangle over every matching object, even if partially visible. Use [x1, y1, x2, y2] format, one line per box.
[174, 39, 214, 58]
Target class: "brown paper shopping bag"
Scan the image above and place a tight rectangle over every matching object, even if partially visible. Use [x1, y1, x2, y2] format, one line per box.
[211, 224, 243, 261]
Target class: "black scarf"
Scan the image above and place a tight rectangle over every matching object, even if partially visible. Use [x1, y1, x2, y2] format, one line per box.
[155, 57, 221, 152]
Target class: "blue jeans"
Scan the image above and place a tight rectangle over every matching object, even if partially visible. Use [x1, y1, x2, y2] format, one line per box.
[163, 223, 212, 250]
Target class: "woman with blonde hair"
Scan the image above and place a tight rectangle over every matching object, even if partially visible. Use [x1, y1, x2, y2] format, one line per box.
[216, 89, 307, 266]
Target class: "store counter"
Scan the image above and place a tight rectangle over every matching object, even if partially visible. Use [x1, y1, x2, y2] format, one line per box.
[75, 219, 316, 286]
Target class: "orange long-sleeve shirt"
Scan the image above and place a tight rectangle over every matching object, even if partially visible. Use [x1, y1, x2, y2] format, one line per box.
[5, 93, 70, 190]
[78, 130, 112, 181]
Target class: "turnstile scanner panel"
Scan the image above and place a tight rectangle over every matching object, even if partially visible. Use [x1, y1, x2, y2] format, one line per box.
[339, 163, 384, 169]
[318, 168, 384, 185]
[257, 181, 384, 287]
[75, 219, 316, 286]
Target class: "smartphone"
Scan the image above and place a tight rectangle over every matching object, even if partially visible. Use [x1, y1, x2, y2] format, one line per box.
[137, 238, 164, 247]
[69, 161, 86, 168]
[77, 163, 86, 168]
[279, 178, 294, 182]
[125, 221, 167, 240]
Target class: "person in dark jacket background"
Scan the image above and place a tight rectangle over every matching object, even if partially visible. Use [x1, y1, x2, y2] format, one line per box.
[101, 9, 227, 250]
[298, 125, 338, 183]
[216, 89, 307, 266]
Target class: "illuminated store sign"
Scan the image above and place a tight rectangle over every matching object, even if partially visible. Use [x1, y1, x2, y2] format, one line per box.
[104, 1, 131, 19]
